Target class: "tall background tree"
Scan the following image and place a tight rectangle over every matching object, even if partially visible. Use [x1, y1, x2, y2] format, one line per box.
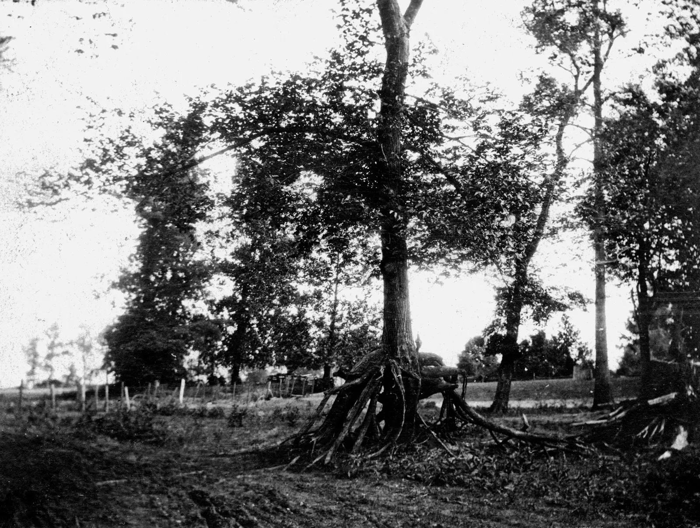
[523, 0, 626, 407]
[588, 3, 700, 397]
[102, 106, 214, 386]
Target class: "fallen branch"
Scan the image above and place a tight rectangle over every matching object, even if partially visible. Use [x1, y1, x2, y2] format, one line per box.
[648, 392, 677, 406]
[417, 412, 455, 457]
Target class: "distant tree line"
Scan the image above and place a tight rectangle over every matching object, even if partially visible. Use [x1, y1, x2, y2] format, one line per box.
[458, 316, 593, 382]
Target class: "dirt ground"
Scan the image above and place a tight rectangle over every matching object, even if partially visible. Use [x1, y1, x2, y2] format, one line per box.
[0, 397, 696, 528]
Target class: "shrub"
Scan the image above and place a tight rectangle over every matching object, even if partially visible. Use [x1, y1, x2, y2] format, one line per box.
[272, 404, 301, 426]
[74, 408, 168, 444]
[227, 405, 247, 428]
[192, 405, 226, 419]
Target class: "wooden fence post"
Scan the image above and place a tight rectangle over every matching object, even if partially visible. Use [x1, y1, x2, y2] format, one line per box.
[79, 380, 86, 412]
[18, 380, 24, 413]
[154, 380, 160, 399]
[179, 379, 185, 405]
[50, 383, 56, 412]
[104, 372, 109, 412]
[124, 386, 131, 411]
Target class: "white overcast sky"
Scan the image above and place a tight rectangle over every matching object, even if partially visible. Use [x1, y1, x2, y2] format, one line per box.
[0, 0, 666, 387]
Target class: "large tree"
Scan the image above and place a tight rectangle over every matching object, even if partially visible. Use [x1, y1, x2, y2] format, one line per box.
[206, 161, 318, 383]
[185, 0, 432, 455]
[29, 0, 580, 456]
[102, 107, 214, 386]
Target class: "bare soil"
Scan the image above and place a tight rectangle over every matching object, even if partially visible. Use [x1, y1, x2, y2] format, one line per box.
[0, 394, 696, 527]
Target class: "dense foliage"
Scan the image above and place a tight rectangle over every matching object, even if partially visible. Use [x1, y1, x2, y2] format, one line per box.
[101, 108, 214, 385]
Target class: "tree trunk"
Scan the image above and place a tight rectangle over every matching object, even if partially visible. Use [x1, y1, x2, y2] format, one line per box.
[637, 243, 654, 400]
[490, 263, 524, 413]
[375, 0, 423, 443]
[489, 104, 574, 413]
[593, 238, 613, 407]
[227, 314, 247, 385]
[379, 216, 419, 440]
[230, 362, 241, 386]
[291, 1, 425, 461]
[323, 265, 341, 384]
[591, 0, 614, 408]
[490, 357, 515, 413]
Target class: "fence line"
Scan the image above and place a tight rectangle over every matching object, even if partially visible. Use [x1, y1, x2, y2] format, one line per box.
[2, 376, 336, 415]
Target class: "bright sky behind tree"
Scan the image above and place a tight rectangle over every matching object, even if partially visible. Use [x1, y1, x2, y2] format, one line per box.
[0, 0, 665, 388]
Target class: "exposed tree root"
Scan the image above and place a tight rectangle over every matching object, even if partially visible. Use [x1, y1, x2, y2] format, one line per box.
[445, 390, 589, 453]
[286, 364, 393, 467]
[285, 349, 700, 467]
[284, 363, 590, 466]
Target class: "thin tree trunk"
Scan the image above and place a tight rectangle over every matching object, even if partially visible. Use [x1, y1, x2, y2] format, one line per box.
[230, 362, 241, 387]
[592, 0, 614, 408]
[227, 314, 247, 385]
[323, 261, 341, 384]
[638, 289, 653, 399]
[489, 104, 575, 413]
[636, 239, 654, 399]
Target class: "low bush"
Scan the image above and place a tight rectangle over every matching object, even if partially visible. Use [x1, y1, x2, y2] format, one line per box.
[271, 404, 301, 426]
[228, 405, 247, 427]
[74, 408, 168, 445]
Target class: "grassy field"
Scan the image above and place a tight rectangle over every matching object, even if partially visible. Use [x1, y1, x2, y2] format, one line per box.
[460, 376, 641, 406]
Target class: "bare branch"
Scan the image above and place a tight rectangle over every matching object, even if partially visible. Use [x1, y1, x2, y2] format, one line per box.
[403, 0, 424, 28]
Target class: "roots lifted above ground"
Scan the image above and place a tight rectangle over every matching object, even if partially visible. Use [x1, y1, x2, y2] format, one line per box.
[288, 359, 588, 466]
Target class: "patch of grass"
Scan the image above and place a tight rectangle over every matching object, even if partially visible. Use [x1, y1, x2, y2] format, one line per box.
[459, 377, 640, 404]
